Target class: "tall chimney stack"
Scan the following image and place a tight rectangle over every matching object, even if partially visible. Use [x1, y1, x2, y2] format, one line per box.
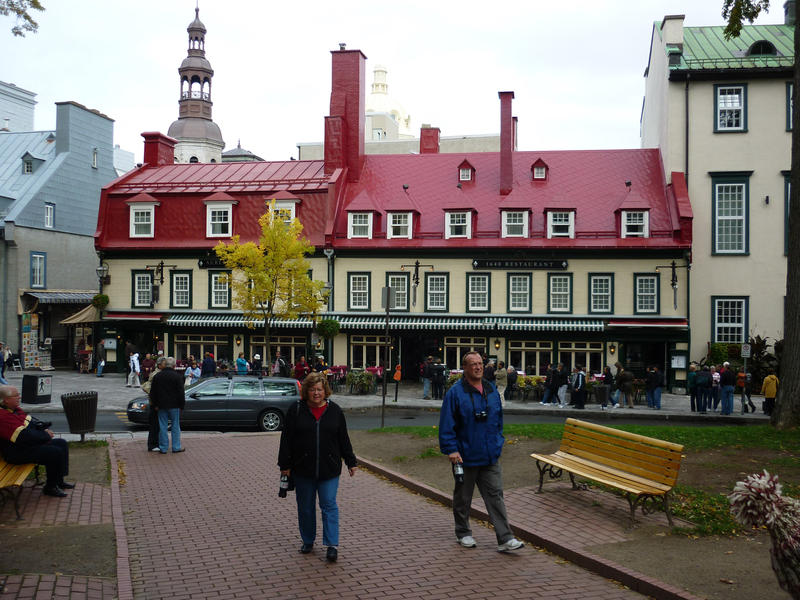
[325, 48, 366, 181]
[142, 132, 177, 166]
[420, 125, 440, 154]
[499, 91, 515, 195]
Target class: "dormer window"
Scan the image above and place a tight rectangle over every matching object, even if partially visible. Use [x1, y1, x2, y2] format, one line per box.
[546, 211, 574, 238]
[23, 160, 33, 174]
[206, 202, 233, 237]
[532, 159, 548, 180]
[348, 212, 373, 239]
[748, 40, 777, 55]
[457, 160, 475, 184]
[271, 199, 296, 224]
[621, 210, 649, 238]
[387, 212, 412, 239]
[129, 203, 158, 238]
[445, 211, 471, 239]
[502, 210, 528, 237]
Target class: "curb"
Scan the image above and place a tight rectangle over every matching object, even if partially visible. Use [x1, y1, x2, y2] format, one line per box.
[356, 455, 704, 600]
[108, 438, 134, 600]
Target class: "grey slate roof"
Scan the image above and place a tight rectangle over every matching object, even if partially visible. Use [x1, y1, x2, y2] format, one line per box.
[0, 131, 58, 204]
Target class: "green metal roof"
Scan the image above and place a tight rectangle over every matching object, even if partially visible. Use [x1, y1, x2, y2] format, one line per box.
[675, 24, 794, 71]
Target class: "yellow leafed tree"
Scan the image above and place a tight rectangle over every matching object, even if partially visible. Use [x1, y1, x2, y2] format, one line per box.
[214, 200, 326, 372]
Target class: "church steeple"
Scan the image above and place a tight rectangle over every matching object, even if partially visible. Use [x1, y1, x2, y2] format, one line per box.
[168, 6, 224, 163]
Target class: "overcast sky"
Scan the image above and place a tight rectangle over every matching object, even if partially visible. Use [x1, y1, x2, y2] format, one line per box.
[0, 0, 780, 163]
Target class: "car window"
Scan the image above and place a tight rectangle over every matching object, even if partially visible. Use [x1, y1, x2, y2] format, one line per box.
[232, 380, 261, 397]
[263, 381, 298, 396]
[192, 379, 231, 397]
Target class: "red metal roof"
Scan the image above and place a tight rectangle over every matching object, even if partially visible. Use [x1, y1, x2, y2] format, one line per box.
[333, 149, 689, 250]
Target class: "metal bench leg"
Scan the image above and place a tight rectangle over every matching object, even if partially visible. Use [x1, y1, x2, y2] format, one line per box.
[534, 460, 563, 493]
[663, 492, 675, 526]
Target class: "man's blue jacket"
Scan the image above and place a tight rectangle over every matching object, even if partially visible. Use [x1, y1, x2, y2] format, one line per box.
[439, 377, 505, 467]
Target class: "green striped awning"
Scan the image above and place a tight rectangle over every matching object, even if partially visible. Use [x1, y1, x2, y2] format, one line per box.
[166, 313, 313, 328]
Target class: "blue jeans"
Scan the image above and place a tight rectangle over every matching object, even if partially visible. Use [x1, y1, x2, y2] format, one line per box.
[611, 389, 620, 405]
[720, 385, 735, 415]
[158, 408, 182, 452]
[541, 388, 553, 404]
[711, 387, 720, 410]
[294, 475, 340, 547]
[646, 389, 655, 408]
[422, 377, 431, 398]
[96, 361, 104, 377]
[698, 388, 709, 412]
[653, 387, 662, 410]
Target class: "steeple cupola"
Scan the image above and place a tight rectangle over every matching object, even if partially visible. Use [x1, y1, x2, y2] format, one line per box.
[168, 7, 224, 164]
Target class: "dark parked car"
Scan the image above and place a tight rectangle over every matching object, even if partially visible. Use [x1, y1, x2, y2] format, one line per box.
[126, 375, 301, 432]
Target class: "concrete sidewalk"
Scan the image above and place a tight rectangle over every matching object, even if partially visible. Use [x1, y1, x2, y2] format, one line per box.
[3, 368, 771, 425]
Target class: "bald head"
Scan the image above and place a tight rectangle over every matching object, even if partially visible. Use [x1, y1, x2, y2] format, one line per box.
[0, 385, 21, 410]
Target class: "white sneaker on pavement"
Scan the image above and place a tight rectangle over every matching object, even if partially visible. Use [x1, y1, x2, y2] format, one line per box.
[458, 536, 477, 548]
[497, 538, 524, 552]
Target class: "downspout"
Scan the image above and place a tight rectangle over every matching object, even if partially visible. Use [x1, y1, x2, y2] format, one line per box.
[684, 75, 691, 361]
[684, 73, 690, 185]
[1, 240, 7, 345]
[323, 248, 335, 362]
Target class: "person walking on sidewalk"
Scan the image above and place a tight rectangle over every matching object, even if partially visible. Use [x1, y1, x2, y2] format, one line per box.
[736, 367, 756, 414]
[761, 369, 780, 416]
[95, 341, 106, 377]
[556, 362, 569, 408]
[278, 372, 357, 563]
[438, 351, 524, 553]
[141, 356, 166, 452]
[719, 362, 736, 415]
[494, 361, 507, 401]
[687, 364, 698, 412]
[431, 358, 446, 400]
[571, 365, 587, 409]
[127, 351, 141, 388]
[149, 357, 186, 454]
[615, 362, 635, 408]
[421, 356, 433, 399]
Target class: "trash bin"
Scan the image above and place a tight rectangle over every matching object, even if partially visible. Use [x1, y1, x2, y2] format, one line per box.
[60, 391, 98, 442]
[594, 384, 609, 406]
[21, 374, 52, 404]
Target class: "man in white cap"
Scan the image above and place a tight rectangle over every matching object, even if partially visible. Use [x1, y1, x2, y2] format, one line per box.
[252, 353, 263, 376]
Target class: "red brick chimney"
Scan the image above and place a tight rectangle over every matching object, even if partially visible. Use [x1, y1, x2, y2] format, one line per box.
[142, 132, 177, 166]
[499, 91, 514, 195]
[325, 47, 366, 181]
[420, 125, 440, 154]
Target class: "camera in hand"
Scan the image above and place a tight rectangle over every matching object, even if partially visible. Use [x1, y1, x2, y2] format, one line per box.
[33, 420, 52, 430]
[279, 474, 290, 498]
[474, 410, 487, 422]
[452, 462, 464, 483]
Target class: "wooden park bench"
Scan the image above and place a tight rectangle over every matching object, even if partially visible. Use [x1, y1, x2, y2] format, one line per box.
[530, 418, 684, 526]
[0, 459, 40, 519]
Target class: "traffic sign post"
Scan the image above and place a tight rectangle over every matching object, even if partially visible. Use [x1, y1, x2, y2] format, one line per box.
[741, 343, 751, 376]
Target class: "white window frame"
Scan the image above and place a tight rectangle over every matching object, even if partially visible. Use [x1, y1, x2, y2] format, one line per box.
[717, 85, 745, 131]
[589, 274, 613, 313]
[347, 212, 373, 239]
[547, 211, 574, 238]
[387, 274, 408, 310]
[714, 183, 746, 253]
[508, 274, 530, 312]
[713, 297, 747, 343]
[635, 274, 659, 314]
[445, 211, 471, 239]
[533, 166, 546, 179]
[92, 148, 98, 169]
[272, 200, 296, 223]
[206, 202, 233, 238]
[467, 274, 489, 312]
[387, 212, 412, 239]
[31, 253, 45, 288]
[172, 273, 191, 308]
[349, 274, 369, 310]
[210, 272, 229, 308]
[502, 210, 527, 238]
[44, 203, 54, 229]
[621, 210, 649, 238]
[129, 204, 156, 238]
[134, 272, 152, 307]
[549, 275, 571, 313]
[426, 274, 448, 311]
[459, 168, 472, 181]
[23, 160, 33, 174]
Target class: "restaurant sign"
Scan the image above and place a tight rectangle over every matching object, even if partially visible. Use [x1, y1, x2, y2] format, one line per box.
[472, 259, 568, 270]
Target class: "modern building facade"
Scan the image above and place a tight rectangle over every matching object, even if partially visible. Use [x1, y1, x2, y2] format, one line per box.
[641, 9, 793, 361]
[0, 100, 118, 367]
[96, 48, 693, 387]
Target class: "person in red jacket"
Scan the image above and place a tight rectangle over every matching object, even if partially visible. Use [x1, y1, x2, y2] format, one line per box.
[0, 385, 72, 497]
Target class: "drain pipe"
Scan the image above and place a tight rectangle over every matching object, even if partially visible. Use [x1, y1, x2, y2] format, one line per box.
[684, 73, 690, 185]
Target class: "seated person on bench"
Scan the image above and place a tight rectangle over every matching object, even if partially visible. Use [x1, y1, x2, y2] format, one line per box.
[0, 385, 73, 497]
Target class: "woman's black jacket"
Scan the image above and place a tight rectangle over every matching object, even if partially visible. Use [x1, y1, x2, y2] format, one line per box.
[277, 400, 356, 481]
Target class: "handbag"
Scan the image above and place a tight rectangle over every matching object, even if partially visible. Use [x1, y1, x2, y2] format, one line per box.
[184, 375, 192, 387]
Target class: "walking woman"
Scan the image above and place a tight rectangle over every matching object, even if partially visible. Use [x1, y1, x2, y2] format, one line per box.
[278, 372, 357, 562]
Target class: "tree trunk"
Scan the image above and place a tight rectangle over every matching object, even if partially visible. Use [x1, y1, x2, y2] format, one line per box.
[263, 318, 272, 376]
[771, 17, 800, 429]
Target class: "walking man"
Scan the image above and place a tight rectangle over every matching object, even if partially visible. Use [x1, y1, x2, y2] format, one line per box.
[149, 357, 186, 454]
[141, 356, 166, 452]
[421, 356, 433, 399]
[127, 351, 140, 388]
[556, 363, 569, 408]
[438, 351, 524, 553]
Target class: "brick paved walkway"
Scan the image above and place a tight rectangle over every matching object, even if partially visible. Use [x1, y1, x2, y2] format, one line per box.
[114, 433, 647, 600]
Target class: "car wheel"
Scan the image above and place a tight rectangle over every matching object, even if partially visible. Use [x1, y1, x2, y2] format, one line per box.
[258, 409, 283, 432]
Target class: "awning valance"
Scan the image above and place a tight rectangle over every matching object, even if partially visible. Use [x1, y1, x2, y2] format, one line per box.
[25, 291, 95, 304]
[60, 304, 101, 325]
[607, 319, 688, 329]
[104, 312, 164, 322]
[166, 313, 314, 328]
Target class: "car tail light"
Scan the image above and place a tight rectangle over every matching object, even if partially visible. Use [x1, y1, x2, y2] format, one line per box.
[296, 380, 301, 395]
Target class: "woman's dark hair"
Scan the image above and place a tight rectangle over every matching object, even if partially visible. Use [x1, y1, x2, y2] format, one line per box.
[301, 371, 332, 401]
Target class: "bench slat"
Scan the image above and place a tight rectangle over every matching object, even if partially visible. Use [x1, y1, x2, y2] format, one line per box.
[531, 452, 667, 495]
[561, 438, 682, 486]
[563, 424, 683, 462]
[564, 418, 684, 451]
[0, 461, 36, 489]
[550, 451, 674, 491]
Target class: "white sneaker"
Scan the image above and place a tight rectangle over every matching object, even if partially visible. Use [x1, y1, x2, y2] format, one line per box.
[458, 536, 477, 548]
[497, 538, 524, 552]
[612, 404, 619, 409]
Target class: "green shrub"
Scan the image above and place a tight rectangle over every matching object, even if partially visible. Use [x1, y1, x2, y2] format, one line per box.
[345, 369, 374, 394]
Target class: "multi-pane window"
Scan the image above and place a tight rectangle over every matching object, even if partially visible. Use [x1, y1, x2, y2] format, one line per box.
[502, 211, 527, 237]
[44, 203, 54, 228]
[426, 274, 448, 311]
[444, 336, 486, 370]
[207, 204, 231, 237]
[508, 340, 553, 376]
[716, 85, 746, 131]
[30, 253, 45, 288]
[350, 335, 391, 369]
[713, 297, 748, 343]
[635, 274, 659, 314]
[171, 272, 191, 308]
[589, 274, 613, 313]
[467, 274, 489, 312]
[714, 181, 747, 253]
[533, 166, 546, 180]
[175, 334, 232, 364]
[622, 211, 649, 238]
[445, 212, 470, 238]
[348, 212, 372, 238]
[348, 273, 370, 310]
[130, 205, 154, 237]
[558, 341, 603, 374]
[547, 211, 574, 238]
[133, 272, 152, 307]
[508, 274, 530, 312]
[23, 160, 33, 174]
[272, 200, 296, 224]
[548, 274, 571, 313]
[210, 272, 229, 308]
[459, 168, 472, 181]
[388, 212, 411, 239]
[387, 274, 408, 310]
